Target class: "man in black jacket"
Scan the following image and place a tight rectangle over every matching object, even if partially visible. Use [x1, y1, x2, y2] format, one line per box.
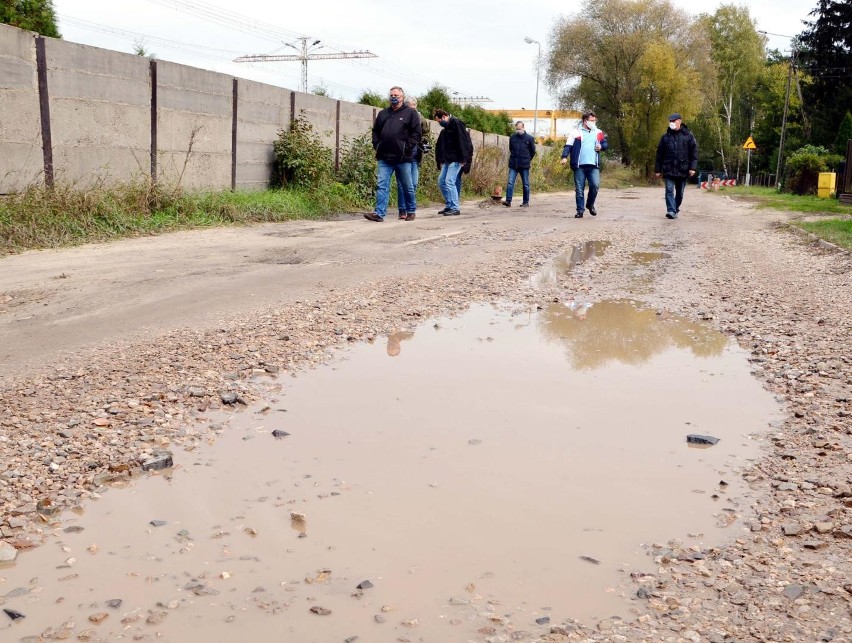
[502, 121, 536, 207]
[654, 113, 698, 220]
[367, 86, 421, 222]
[434, 109, 473, 216]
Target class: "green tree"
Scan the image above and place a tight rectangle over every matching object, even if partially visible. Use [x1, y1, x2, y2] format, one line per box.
[545, 0, 712, 167]
[835, 111, 852, 155]
[357, 90, 385, 108]
[799, 0, 852, 147]
[417, 85, 454, 120]
[697, 5, 766, 175]
[1, 0, 60, 37]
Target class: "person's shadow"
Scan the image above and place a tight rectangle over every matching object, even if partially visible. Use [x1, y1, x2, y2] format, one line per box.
[386, 331, 415, 356]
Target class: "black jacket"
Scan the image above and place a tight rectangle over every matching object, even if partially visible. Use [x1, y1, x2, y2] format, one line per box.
[508, 131, 536, 169]
[655, 124, 698, 178]
[372, 105, 422, 163]
[435, 116, 473, 169]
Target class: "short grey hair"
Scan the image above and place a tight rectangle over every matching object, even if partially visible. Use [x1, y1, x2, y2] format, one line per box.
[406, 97, 417, 107]
[389, 86, 405, 97]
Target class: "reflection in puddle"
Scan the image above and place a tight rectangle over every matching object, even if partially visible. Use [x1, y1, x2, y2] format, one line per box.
[631, 251, 671, 264]
[530, 240, 610, 287]
[540, 299, 727, 370]
[1, 303, 780, 642]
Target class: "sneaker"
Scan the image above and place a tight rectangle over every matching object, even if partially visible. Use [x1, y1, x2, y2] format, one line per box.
[588, 205, 597, 216]
[438, 207, 451, 214]
[443, 209, 460, 216]
[574, 212, 584, 218]
[665, 212, 675, 219]
[519, 203, 530, 208]
[501, 200, 511, 207]
[364, 213, 384, 222]
[405, 213, 416, 221]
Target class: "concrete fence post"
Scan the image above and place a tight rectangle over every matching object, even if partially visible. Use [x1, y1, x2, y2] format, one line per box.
[231, 78, 238, 190]
[150, 59, 158, 184]
[35, 36, 54, 188]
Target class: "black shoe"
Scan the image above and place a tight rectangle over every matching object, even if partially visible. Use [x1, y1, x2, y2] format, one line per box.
[405, 213, 416, 221]
[443, 209, 460, 216]
[588, 206, 597, 216]
[501, 200, 511, 207]
[574, 212, 584, 218]
[438, 207, 450, 214]
[665, 212, 675, 219]
[519, 203, 529, 208]
[364, 213, 384, 222]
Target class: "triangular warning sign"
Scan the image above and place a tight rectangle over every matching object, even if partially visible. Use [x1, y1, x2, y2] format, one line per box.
[742, 136, 757, 150]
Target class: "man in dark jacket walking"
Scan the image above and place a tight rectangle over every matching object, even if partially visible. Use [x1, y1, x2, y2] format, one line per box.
[655, 113, 698, 219]
[434, 109, 473, 216]
[502, 121, 536, 208]
[367, 86, 421, 222]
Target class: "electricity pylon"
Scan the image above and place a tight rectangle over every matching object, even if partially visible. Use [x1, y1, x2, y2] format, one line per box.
[234, 37, 376, 93]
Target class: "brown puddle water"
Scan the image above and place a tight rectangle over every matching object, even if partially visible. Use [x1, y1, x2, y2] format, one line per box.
[0, 301, 781, 643]
[529, 241, 610, 287]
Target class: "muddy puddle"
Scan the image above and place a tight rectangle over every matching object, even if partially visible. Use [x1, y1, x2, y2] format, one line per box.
[1, 301, 781, 642]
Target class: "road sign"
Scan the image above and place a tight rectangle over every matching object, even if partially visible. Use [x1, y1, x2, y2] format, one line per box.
[742, 136, 757, 150]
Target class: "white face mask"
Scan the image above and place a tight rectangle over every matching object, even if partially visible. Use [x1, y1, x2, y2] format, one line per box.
[585, 120, 596, 130]
[669, 122, 678, 130]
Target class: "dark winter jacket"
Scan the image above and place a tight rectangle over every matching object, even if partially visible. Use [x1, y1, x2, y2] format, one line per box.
[655, 124, 698, 178]
[508, 131, 537, 169]
[412, 113, 430, 164]
[435, 116, 473, 170]
[372, 104, 422, 163]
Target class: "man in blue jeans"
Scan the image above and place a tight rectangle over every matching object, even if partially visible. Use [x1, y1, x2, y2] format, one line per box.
[366, 86, 421, 222]
[560, 110, 608, 218]
[654, 113, 698, 219]
[502, 120, 536, 207]
[434, 109, 473, 216]
[396, 97, 430, 220]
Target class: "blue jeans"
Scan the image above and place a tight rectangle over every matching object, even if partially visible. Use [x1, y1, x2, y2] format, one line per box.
[376, 159, 415, 218]
[664, 176, 687, 216]
[506, 167, 530, 204]
[396, 162, 420, 213]
[439, 162, 462, 210]
[573, 165, 600, 213]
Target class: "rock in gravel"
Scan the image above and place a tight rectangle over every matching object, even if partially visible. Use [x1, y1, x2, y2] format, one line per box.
[783, 584, 806, 600]
[782, 523, 804, 536]
[0, 541, 17, 563]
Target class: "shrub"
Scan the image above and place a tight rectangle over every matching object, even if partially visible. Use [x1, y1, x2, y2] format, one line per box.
[336, 131, 376, 207]
[785, 145, 842, 195]
[273, 113, 334, 189]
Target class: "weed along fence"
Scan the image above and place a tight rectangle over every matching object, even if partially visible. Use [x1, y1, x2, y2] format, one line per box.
[0, 23, 509, 194]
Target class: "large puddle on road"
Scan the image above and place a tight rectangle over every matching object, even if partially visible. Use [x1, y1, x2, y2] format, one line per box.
[1, 300, 782, 643]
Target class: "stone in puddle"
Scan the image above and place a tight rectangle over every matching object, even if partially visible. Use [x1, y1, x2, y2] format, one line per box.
[579, 555, 601, 565]
[141, 453, 173, 471]
[356, 580, 374, 590]
[150, 520, 167, 527]
[0, 541, 18, 563]
[310, 606, 332, 615]
[686, 434, 720, 446]
[271, 430, 291, 439]
[3, 608, 25, 620]
[106, 599, 123, 609]
[535, 616, 551, 625]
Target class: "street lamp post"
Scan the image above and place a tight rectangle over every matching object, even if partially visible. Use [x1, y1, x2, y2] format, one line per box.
[524, 37, 541, 138]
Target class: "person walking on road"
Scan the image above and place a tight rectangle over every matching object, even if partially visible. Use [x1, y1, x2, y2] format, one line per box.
[367, 86, 421, 222]
[434, 108, 473, 216]
[502, 121, 536, 208]
[560, 110, 607, 218]
[654, 113, 698, 219]
[396, 97, 430, 220]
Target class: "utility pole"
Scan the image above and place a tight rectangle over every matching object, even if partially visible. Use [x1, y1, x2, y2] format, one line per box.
[234, 37, 376, 93]
[760, 30, 798, 190]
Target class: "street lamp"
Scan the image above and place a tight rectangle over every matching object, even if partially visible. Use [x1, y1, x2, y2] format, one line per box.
[524, 37, 541, 138]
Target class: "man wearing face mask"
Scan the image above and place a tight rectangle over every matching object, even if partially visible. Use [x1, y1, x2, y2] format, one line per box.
[561, 110, 608, 218]
[366, 86, 421, 222]
[501, 121, 537, 208]
[654, 113, 698, 219]
[434, 109, 473, 216]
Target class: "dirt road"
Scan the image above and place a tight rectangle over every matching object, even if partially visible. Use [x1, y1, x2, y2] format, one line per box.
[1, 187, 850, 641]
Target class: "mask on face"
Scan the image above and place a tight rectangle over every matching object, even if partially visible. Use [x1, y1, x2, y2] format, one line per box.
[389, 96, 401, 106]
[515, 129, 524, 135]
[439, 119, 448, 128]
[584, 120, 595, 130]
[669, 122, 678, 130]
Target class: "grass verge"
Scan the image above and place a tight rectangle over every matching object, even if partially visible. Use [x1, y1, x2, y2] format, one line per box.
[796, 219, 852, 250]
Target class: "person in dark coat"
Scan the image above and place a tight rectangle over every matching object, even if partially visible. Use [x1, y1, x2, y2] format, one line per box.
[654, 113, 698, 219]
[396, 97, 430, 220]
[501, 121, 536, 208]
[434, 108, 473, 216]
[366, 86, 421, 222]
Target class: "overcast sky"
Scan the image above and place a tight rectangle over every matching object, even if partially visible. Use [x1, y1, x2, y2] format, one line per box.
[52, 0, 813, 126]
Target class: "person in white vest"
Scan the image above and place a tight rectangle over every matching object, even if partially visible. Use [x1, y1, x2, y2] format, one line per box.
[560, 110, 608, 218]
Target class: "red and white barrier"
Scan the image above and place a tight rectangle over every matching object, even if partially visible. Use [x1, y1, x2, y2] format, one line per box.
[701, 179, 737, 189]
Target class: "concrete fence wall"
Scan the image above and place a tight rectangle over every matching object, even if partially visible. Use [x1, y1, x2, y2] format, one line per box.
[0, 24, 523, 195]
